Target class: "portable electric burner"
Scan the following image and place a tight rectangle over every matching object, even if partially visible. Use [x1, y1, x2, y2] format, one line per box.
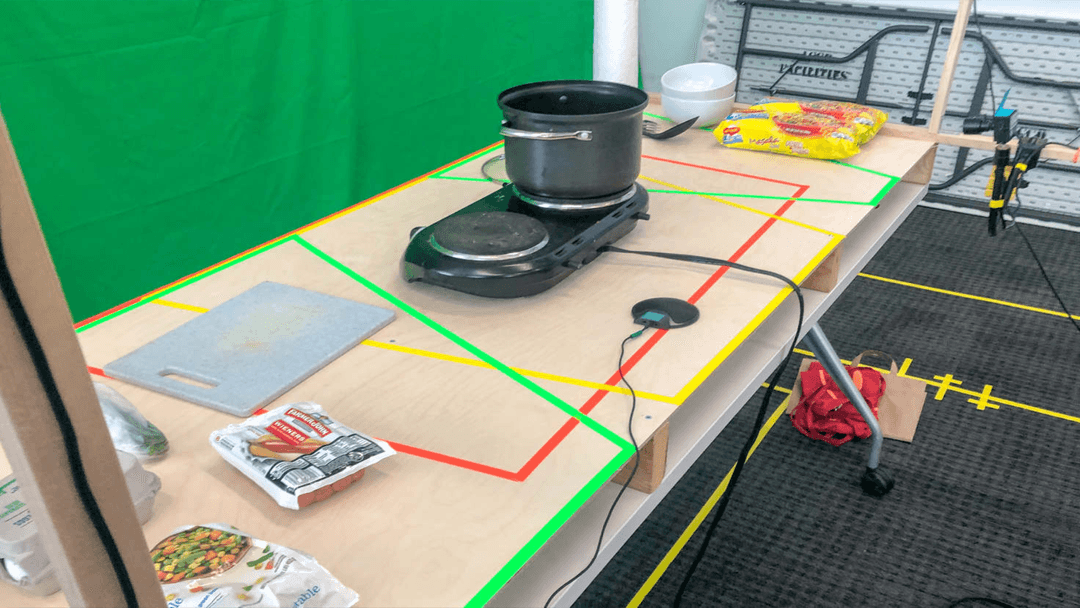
[401, 183, 649, 298]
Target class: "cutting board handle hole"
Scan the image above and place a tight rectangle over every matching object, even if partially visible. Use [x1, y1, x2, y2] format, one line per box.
[159, 369, 218, 390]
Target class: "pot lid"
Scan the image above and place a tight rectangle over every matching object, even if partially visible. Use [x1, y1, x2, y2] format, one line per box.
[498, 80, 648, 119]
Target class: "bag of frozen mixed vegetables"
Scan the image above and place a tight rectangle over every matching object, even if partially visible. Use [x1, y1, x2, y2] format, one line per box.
[150, 523, 358, 607]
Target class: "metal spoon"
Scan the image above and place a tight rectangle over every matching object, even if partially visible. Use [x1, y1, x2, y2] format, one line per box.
[642, 116, 699, 140]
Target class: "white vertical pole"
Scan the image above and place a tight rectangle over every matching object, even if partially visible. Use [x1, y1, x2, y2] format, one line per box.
[593, 0, 640, 86]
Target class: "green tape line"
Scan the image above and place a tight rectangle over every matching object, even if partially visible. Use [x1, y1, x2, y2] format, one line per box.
[867, 175, 901, 207]
[292, 234, 636, 606]
[292, 235, 631, 450]
[827, 158, 899, 180]
[75, 237, 293, 333]
[465, 444, 635, 608]
[82, 228, 637, 607]
[429, 175, 492, 183]
[644, 189, 876, 206]
[827, 159, 902, 207]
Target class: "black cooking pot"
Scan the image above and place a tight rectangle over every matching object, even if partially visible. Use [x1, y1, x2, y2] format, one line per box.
[498, 80, 649, 201]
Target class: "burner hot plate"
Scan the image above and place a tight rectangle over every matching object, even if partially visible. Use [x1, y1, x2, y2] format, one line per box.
[402, 183, 649, 298]
[430, 212, 550, 261]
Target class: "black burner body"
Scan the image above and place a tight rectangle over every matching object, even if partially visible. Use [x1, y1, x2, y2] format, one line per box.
[402, 183, 649, 298]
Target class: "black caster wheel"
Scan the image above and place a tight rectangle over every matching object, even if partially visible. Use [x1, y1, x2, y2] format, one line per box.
[860, 465, 895, 497]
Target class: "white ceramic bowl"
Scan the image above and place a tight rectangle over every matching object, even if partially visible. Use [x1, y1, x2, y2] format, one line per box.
[661, 62, 738, 101]
[660, 93, 736, 129]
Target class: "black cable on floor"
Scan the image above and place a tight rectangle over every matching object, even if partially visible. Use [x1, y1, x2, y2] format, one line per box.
[948, 597, 1017, 608]
[543, 328, 645, 607]
[1008, 194, 1080, 336]
[598, 245, 804, 607]
[0, 222, 139, 606]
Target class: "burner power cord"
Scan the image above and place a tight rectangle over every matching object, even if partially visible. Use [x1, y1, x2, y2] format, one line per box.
[543, 327, 646, 608]
[599, 245, 804, 607]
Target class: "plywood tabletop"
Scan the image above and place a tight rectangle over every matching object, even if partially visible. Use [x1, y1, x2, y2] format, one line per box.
[0, 101, 933, 607]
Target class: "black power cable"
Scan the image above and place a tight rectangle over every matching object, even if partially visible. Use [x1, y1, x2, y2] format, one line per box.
[970, 0, 1080, 338]
[948, 597, 1017, 608]
[0, 224, 139, 605]
[599, 246, 804, 607]
[957, 5, 1061, 605]
[543, 328, 645, 607]
[929, 156, 994, 191]
[1008, 194, 1080, 337]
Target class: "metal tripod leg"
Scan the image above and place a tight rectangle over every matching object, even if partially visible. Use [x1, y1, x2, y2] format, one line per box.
[803, 324, 894, 495]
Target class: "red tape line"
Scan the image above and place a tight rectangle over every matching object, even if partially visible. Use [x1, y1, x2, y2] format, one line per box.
[77, 149, 811, 482]
[513, 181, 809, 480]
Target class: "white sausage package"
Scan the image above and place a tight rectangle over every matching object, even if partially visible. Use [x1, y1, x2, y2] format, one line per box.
[209, 402, 395, 509]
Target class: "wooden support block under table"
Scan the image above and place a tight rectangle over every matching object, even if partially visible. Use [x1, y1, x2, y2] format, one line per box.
[611, 421, 669, 494]
[800, 242, 844, 293]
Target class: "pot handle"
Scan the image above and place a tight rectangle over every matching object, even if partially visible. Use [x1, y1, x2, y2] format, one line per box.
[499, 125, 593, 141]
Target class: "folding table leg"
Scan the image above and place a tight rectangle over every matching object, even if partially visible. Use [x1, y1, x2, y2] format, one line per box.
[802, 324, 895, 497]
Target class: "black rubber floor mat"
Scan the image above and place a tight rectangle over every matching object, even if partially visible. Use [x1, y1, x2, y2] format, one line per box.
[574, 207, 1080, 608]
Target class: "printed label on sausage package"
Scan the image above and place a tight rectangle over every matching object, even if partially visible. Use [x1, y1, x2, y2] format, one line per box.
[210, 403, 394, 509]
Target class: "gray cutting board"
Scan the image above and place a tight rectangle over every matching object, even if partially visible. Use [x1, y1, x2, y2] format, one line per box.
[104, 281, 395, 416]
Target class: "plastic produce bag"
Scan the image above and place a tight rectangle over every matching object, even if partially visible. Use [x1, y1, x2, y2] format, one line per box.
[93, 382, 169, 460]
[150, 523, 358, 607]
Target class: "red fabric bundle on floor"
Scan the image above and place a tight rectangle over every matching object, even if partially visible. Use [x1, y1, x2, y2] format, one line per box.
[791, 362, 885, 446]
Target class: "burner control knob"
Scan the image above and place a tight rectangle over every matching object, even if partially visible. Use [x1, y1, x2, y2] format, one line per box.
[409, 226, 426, 240]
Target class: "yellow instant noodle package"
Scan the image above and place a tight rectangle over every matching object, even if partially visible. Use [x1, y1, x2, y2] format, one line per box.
[714, 99, 888, 160]
[753, 99, 888, 144]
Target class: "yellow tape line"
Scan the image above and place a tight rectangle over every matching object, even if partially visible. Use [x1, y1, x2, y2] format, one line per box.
[139, 179, 431, 301]
[144, 231, 842, 409]
[152, 299, 210, 313]
[144, 299, 675, 403]
[362, 339, 678, 404]
[296, 178, 426, 235]
[638, 175, 840, 237]
[990, 395, 1080, 424]
[671, 234, 844, 404]
[795, 350, 1080, 424]
[626, 394, 792, 608]
[632, 355, 1080, 606]
[858, 273, 1080, 321]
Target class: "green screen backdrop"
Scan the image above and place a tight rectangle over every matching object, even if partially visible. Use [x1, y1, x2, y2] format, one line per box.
[0, 0, 593, 320]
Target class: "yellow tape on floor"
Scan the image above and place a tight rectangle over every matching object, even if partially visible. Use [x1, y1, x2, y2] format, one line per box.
[627, 392, 792, 608]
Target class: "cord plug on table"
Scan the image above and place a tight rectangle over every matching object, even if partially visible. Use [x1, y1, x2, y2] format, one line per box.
[634, 310, 671, 330]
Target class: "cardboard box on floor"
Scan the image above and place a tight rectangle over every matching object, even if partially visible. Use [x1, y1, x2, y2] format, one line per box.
[786, 351, 927, 442]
